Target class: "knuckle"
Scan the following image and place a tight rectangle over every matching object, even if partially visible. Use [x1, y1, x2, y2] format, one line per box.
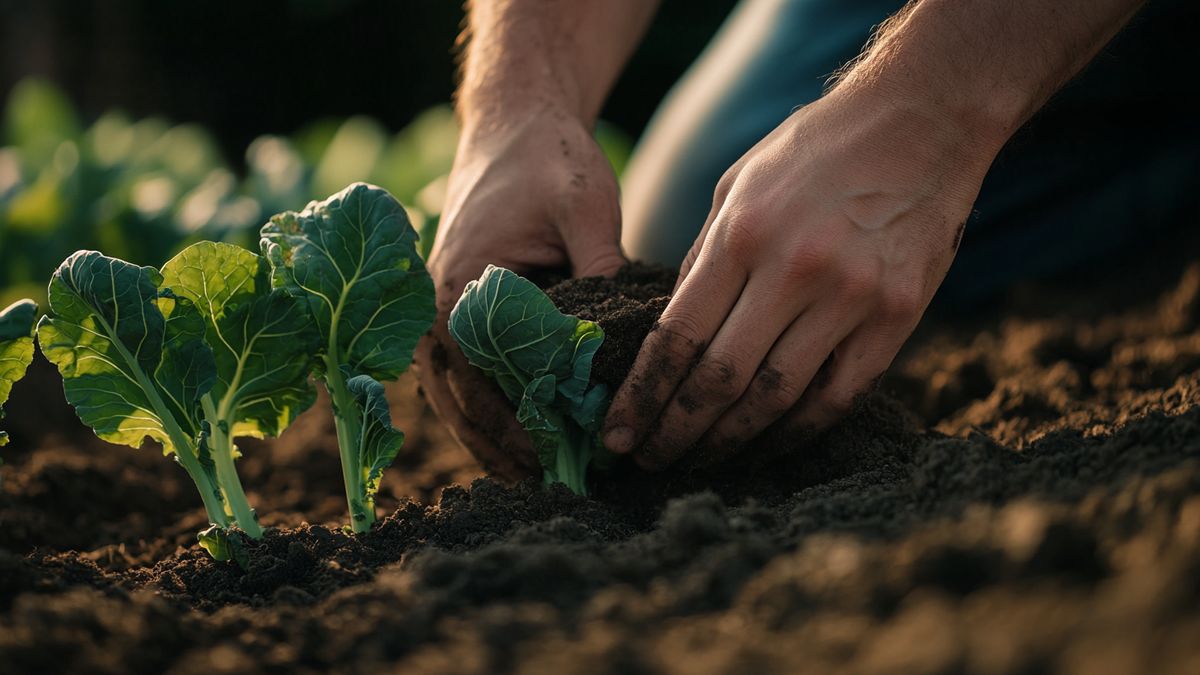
[652, 314, 708, 362]
[752, 366, 804, 413]
[718, 209, 764, 254]
[878, 285, 924, 324]
[689, 353, 744, 404]
[780, 244, 833, 283]
[714, 168, 738, 202]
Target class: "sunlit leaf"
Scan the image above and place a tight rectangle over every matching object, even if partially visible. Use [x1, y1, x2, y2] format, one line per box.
[347, 374, 404, 520]
[161, 241, 317, 440]
[261, 182, 434, 380]
[37, 251, 214, 454]
[0, 299, 37, 447]
[449, 265, 608, 494]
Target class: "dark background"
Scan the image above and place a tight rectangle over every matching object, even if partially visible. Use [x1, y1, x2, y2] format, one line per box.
[0, 0, 736, 162]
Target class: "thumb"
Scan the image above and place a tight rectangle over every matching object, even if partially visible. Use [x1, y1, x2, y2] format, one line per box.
[569, 237, 627, 278]
[561, 200, 627, 279]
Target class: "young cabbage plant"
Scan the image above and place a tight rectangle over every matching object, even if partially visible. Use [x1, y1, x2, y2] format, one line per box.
[0, 299, 38, 450]
[37, 251, 232, 528]
[449, 265, 609, 495]
[261, 183, 435, 532]
[160, 241, 319, 539]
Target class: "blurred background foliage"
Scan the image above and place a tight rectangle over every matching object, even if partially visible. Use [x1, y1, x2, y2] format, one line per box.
[0, 0, 737, 306]
[0, 79, 466, 306]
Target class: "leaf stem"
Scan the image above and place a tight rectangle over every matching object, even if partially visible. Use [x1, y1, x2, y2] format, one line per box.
[100, 314, 230, 527]
[550, 422, 590, 496]
[178, 449, 232, 528]
[325, 353, 371, 532]
[202, 396, 263, 538]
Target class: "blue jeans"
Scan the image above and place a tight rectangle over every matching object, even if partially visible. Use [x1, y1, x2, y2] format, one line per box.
[620, 0, 1199, 307]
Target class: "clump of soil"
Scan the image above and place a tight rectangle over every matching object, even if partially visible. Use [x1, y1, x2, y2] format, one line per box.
[3, 230, 1200, 674]
[544, 263, 674, 392]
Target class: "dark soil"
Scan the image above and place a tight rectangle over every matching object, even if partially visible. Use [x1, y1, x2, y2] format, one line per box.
[3, 234, 1200, 674]
[544, 263, 674, 393]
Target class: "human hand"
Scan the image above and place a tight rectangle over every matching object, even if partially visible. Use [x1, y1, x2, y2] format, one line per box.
[414, 105, 626, 480]
[602, 87, 1002, 470]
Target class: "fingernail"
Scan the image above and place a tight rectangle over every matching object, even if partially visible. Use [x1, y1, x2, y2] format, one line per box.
[604, 426, 636, 454]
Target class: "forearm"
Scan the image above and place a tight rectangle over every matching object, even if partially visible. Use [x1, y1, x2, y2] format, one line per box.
[458, 0, 660, 131]
[834, 0, 1146, 150]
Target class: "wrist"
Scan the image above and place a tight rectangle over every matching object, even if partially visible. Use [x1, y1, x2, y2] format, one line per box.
[874, 80, 1023, 157]
[458, 36, 599, 135]
[825, 81, 1009, 179]
[459, 86, 590, 140]
[458, 94, 594, 160]
[827, 15, 1033, 157]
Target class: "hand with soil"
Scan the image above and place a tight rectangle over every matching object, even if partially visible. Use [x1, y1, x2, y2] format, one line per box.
[602, 86, 992, 469]
[414, 104, 626, 480]
[413, 0, 656, 479]
[601, 0, 1146, 470]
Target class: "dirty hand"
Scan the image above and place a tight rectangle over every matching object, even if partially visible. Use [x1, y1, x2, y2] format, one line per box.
[602, 87, 998, 470]
[414, 106, 625, 480]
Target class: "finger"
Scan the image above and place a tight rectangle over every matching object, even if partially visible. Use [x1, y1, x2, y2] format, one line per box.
[562, 222, 627, 279]
[697, 302, 864, 458]
[602, 238, 746, 455]
[675, 164, 743, 292]
[674, 201, 721, 293]
[784, 307, 919, 431]
[559, 172, 626, 279]
[634, 277, 809, 471]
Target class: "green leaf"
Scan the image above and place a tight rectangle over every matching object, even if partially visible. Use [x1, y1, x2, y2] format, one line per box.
[197, 524, 249, 569]
[37, 251, 231, 526]
[161, 241, 317, 440]
[346, 374, 404, 516]
[260, 182, 435, 380]
[515, 374, 561, 471]
[36, 251, 215, 454]
[260, 183, 434, 531]
[449, 265, 608, 419]
[0, 299, 38, 447]
[449, 265, 609, 494]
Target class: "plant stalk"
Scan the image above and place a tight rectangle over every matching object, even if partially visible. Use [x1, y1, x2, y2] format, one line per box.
[103, 318, 229, 528]
[324, 353, 372, 532]
[202, 397, 263, 538]
[550, 423, 590, 496]
[179, 452, 232, 528]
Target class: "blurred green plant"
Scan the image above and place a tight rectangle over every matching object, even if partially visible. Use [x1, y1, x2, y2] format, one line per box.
[0, 78, 634, 306]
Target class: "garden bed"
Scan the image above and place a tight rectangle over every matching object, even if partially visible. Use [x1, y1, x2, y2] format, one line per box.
[2, 232, 1199, 674]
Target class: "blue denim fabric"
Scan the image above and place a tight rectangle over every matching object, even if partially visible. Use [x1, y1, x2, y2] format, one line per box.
[621, 0, 1198, 307]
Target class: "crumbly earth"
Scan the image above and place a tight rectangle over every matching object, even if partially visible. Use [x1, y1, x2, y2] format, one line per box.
[2, 232, 1199, 674]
